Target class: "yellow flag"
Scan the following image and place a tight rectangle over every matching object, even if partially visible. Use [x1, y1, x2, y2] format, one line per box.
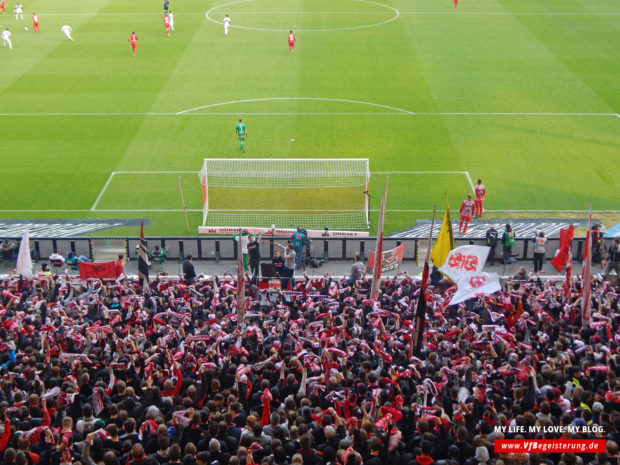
[430, 195, 455, 267]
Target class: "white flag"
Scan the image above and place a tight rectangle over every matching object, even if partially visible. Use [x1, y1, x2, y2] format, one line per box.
[439, 245, 490, 283]
[15, 230, 33, 280]
[450, 272, 501, 305]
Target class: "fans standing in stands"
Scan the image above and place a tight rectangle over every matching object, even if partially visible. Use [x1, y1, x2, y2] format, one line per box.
[48, 250, 65, 267]
[1, 240, 16, 261]
[502, 223, 516, 264]
[271, 249, 284, 281]
[485, 225, 498, 266]
[0, 257, 618, 465]
[182, 254, 196, 283]
[291, 227, 306, 270]
[247, 234, 261, 284]
[348, 254, 364, 285]
[533, 231, 547, 273]
[603, 238, 620, 279]
[274, 242, 295, 289]
[592, 224, 603, 264]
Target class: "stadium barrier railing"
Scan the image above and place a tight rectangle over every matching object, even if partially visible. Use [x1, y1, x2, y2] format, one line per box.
[0, 235, 592, 264]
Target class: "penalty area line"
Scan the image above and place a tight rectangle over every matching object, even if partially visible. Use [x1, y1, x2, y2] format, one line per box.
[90, 171, 198, 211]
[90, 172, 116, 211]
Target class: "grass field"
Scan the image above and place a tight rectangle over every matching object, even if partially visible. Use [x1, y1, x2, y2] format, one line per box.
[1, 0, 619, 236]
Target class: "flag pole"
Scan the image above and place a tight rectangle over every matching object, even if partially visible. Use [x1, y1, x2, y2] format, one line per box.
[236, 228, 246, 326]
[370, 176, 388, 300]
[582, 193, 593, 326]
[138, 222, 150, 288]
[411, 206, 436, 357]
[178, 176, 190, 233]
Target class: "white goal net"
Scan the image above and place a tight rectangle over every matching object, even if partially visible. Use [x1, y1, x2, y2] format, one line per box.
[199, 158, 370, 231]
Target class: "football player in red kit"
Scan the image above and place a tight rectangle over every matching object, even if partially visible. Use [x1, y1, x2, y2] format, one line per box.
[163, 13, 170, 37]
[474, 179, 486, 217]
[458, 194, 475, 234]
[288, 30, 296, 53]
[128, 32, 138, 56]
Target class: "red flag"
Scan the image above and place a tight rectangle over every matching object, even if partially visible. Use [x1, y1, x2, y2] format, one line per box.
[551, 225, 574, 272]
[370, 178, 389, 300]
[411, 260, 429, 357]
[78, 261, 122, 279]
[562, 255, 573, 305]
[366, 243, 405, 274]
[236, 229, 246, 325]
[411, 206, 437, 358]
[138, 222, 149, 286]
[582, 208, 593, 325]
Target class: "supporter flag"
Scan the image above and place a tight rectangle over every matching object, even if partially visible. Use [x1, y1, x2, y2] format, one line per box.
[438, 245, 490, 283]
[366, 243, 405, 274]
[550, 225, 574, 272]
[449, 272, 501, 305]
[15, 229, 33, 280]
[370, 177, 388, 300]
[236, 228, 246, 325]
[430, 194, 455, 267]
[412, 258, 429, 357]
[412, 207, 436, 357]
[562, 254, 573, 306]
[138, 222, 149, 286]
[78, 261, 122, 279]
[581, 201, 593, 325]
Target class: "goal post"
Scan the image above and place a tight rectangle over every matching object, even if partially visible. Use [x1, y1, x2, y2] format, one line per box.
[198, 158, 370, 234]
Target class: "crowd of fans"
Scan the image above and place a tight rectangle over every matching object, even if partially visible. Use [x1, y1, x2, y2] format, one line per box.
[0, 266, 619, 465]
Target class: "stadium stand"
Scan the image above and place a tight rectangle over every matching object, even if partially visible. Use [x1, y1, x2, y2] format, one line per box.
[0, 271, 618, 465]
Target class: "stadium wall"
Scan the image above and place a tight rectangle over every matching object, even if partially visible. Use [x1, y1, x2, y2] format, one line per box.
[0, 235, 591, 264]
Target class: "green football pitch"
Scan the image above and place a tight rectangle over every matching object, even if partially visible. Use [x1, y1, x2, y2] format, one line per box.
[1, 0, 619, 236]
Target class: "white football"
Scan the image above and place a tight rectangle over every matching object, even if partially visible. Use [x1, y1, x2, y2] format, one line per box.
[24, 27, 28, 30]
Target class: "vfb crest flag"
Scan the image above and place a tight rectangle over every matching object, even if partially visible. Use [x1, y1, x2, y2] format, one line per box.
[366, 243, 405, 274]
[439, 245, 490, 283]
[449, 272, 501, 305]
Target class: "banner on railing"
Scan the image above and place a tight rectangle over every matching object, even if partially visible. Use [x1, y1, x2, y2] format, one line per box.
[366, 243, 405, 274]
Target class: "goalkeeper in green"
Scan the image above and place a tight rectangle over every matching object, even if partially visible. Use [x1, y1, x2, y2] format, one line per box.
[235, 119, 247, 153]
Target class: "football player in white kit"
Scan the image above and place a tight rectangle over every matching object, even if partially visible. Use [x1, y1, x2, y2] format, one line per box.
[223, 14, 231, 36]
[2, 28, 12, 49]
[14, 3, 24, 20]
[61, 23, 73, 41]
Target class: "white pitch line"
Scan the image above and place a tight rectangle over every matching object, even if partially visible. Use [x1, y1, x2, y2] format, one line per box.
[90, 172, 116, 211]
[399, 11, 620, 16]
[464, 172, 475, 192]
[1, 208, 618, 213]
[372, 209, 620, 213]
[413, 112, 619, 116]
[95, 209, 203, 212]
[185, 112, 409, 115]
[374, 171, 475, 191]
[205, 0, 400, 32]
[177, 97, 414, 115]
[34, 11, 620, 16]
[0, 111, 617, 117]
[113, 171, 197, 174]
[374, 171, 469, 174]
